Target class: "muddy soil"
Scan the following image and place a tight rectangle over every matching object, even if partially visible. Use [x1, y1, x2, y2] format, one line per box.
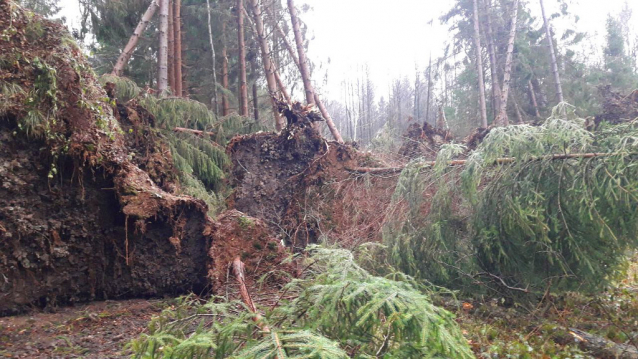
[0, 299, 167, 358]
[0, 119, 210, 315]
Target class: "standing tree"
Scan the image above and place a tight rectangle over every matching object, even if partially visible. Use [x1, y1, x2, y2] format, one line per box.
[248, 0, 283, 129]
[158, 0, 169, 96]
[484, 0, 502, 120]
[539, 0, 564, 103]
[174, 0, 183, 96]
[494, 0, 519, 126]
[237, 0, 249, 116]
[471, 0, 488, 127]
[206, 0, 218, 114]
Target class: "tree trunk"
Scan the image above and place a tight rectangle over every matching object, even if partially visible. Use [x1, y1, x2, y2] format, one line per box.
[112, 0, 159, 76]
[168, 0, 175, 92]
[205, 0, 218, 115]
[174, 0, 183, 97]
[237, 0, 249, 116]
[426, 54, 432, 126]
[287, 0, 314, 106]
[157, 0, 169, 96]
[484, 0, 502, 119]
[539, 0, 564, 103]
[528, 80, 541, 117]
[472, 0, 488, 128]
[263, 4, 342, 141]
[494, 0, 519, 126]
[221, 21, 230, 116]
[247, 0, 283, 129]
[273, 70, 292, 103]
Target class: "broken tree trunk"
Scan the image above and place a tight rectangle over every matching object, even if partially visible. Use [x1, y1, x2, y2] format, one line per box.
[248, 0, 284, 130]
[112, 0, 159, 76]
[540, 0, 564, 103]
[494, 0, 519, 126]
[348, 152, 614, 175]
[237, 0, 249, 116]
[564, 328, 638, 359]
[157, 0, 169, 96]
[472, 0, 488, 128]
[232, 257, 283, 358]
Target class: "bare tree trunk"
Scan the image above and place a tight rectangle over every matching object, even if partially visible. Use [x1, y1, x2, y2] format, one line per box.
[168, 0, 175, 92]
[539, 0, 564, 103]
[528, 80, 540, 117]
[472, 0, 488, 128]
[495, 0, 519, 126]
[247, 0, 283, 129]
[287, 0, 314, 106]
[157, 0, 169, 96]
[174, 0, 183, 97]
[484, 0, 502, 119]
[205, 0, 218, 114]
[237, 0, 249, 116]
[425, 54, 432, 126]
[112, 0, 159, 76]
[221, 21, 230, 116]
[273, 70, 292, 103]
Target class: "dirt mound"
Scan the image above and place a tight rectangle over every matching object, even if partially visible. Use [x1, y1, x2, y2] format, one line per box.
[228, 102, 380, 248]
[207, 210, 293, 291]
[398, 122, 453, 159]
[595, 86, 638, 125]
[0, 2, 211, 315]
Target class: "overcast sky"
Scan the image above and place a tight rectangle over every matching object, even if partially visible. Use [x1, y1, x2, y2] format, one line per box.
[57, 0, 636, 100]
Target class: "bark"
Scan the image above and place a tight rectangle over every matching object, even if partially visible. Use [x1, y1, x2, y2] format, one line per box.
[174, 0, 183, 97]
[167, 0, 175, 91]
[112, 0, 159, 76]
[237, 0, 249, 116]
[264, 6, 343, 142]
[221, 21, 230, 116]
[472, 0, 488, 128]
[539, 0, 564, 103]
[560, 328, 638, 359]
[157, 0, 169, 96]
[248, 0, 283, 129]
[528, 80, 541, 117]
[484, 0, 502, 119]
[426, 54, 432, 125]
[494, 0, 519, 126]
[206, 0, 218, 114]
[287, 0, 314, 106]
[436, 105, 447, 129]
[348, 152, 612, 175]
[253, 82, 259, 122]
[232, 257, 283, 358]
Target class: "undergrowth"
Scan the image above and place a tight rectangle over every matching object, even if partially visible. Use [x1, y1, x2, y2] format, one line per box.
[130, 246, 474, 358]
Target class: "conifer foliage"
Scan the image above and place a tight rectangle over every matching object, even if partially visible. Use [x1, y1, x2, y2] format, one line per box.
[130, 247, 474, 358]
[386, 104, 638, 295]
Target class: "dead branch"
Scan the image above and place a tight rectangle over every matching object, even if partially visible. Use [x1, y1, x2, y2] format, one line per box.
[566, 328, 638, 359]
[172, 127, 216, 136]
[232, 257, 283, 358]
[347, 152, 615, 174]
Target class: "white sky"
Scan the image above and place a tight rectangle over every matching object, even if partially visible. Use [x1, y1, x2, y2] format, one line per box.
[303, 0, 637, 99]
[56, 0, 636, 101]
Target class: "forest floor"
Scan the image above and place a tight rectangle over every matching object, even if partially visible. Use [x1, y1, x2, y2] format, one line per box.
[1, 258, 635, 358]
[0, 299, 170, 358]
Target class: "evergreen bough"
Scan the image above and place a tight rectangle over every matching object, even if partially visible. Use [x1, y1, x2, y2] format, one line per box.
[386, 103, 638, 295]
[130, 247, 474, 358]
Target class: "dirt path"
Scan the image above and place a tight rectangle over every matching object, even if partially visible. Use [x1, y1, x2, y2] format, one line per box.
[0, 299, 167, 358]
